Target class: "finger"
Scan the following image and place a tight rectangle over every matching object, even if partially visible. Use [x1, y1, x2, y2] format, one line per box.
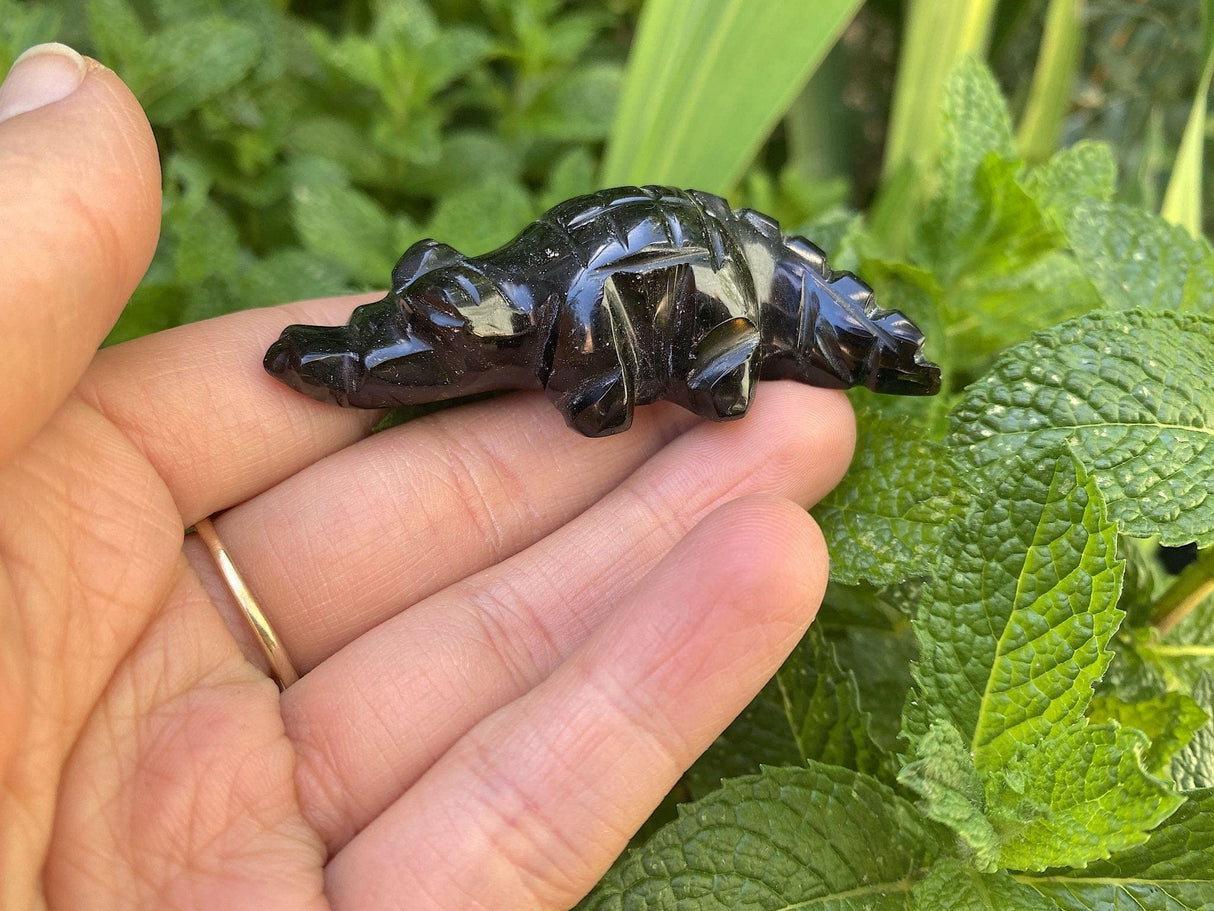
[0, 44, 159, 466]
[199, 386, 698, 669]
[325, 495, 829, 910]
[80, 296, 385, 523]
[283, 384, 854, 849]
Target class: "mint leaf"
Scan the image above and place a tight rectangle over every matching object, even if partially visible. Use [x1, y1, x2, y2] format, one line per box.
[813, 412, 961, 586]
[1020, 789, 1214, 909]
[912, 859, 1054, 910]
[424, 178, 535, 255]
[1089, 690, 1208, 775]
[128, 18, 262, 123]
[899, 721, 1001, 872]
[824, 583, 919, 753]
[580, 764, 940, 910]
[990, 722, 1182, 871]
[907, 455, 1123, 759]
[1065, 201, 1214, 313]
[687, 628, 882, 797]
[1021, 140, 1117, 223]
[1173, 674, 1214, 791]
[949, 309, 1214, 548]
[237, 248, 351, 306]
[288, 158, 402, 286]
[907, 453, 1182, 869]
[938, 57, 1015, 237]
[521, 61, 624, 141]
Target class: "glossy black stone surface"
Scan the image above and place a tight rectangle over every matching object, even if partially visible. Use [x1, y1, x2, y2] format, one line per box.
[265, 186, 941, 437]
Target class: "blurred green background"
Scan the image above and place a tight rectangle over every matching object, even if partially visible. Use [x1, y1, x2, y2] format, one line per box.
[1, 0, 1209, 343]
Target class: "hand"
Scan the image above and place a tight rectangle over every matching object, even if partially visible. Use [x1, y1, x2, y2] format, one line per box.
[0, 45, 855, 910]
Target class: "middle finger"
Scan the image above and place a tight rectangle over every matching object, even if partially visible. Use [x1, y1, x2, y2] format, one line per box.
[202, 390, 699, 670]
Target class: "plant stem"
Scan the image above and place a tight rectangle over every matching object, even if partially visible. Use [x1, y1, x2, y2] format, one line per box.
[1151, 545, 1214, 635]
[1015, 0, 1084, 164]
[881, 0, 997, 179]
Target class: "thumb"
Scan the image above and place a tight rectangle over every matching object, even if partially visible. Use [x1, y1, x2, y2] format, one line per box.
[0, 43, 160, 466]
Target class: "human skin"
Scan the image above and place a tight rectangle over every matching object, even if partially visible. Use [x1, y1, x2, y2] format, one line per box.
[0, 45, 855, 910]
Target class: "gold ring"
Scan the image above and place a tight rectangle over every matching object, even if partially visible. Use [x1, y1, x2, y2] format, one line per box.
[194, 517, 300, 690]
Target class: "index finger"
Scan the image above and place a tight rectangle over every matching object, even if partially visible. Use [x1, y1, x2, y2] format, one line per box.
[78, 296, 385, 525]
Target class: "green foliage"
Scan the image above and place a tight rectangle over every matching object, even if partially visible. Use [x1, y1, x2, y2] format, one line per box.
[600, 0, 863, 191]
[685, 627, 883, 799]
[814, 410, 962, 587]
[580, 763, 943, 909]
[950, 311, 1214, 547]
[1020, 789, 1214, 909]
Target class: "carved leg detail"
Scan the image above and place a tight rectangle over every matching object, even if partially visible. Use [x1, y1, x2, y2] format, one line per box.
[552, 369, 632, 437]
[544, 281, 635, 437]
[685, 317, 761, 420]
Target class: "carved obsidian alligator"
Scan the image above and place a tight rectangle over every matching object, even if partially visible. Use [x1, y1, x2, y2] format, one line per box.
[264, 186, 941, 437]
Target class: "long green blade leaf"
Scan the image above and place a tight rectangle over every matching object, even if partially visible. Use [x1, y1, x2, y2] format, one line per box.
[1015, 0, 1084, 163]
[882, 0, 997, 178]
[1161, 0, 1214, 236]
[601, 0, 862, 192]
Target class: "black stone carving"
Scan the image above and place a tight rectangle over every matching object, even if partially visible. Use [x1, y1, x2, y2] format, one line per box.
[264, 186, 941, 437]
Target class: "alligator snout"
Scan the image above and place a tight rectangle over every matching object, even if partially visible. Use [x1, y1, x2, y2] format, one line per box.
[264, 325, 364, 406]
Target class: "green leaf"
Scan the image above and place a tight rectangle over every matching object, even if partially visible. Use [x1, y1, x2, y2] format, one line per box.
[899, 721, 1001, 872]
[288, 158, 400, 286]
[1064, 201, 1214, 313]
[237, 248, 351, 306]
[106, 283, 184, 345]
[1160, 1, 1214, 235]
[949, 309, 1214, 547]
[579, 764, 940, 910]
[906, 453, 1182, 869]
[1015, 0, 1084, 165]
[687, 627, 882, 798]
[402, 130, 523, 197]
[936, 57, 1016, 242]
[601, 0, 862, 192]
[519, 61, 622, 141]
[1021, 140, 1118, 224]
[539, 148, 598, 211]
[883, 10, 998, 180]
[127, 18, 262, 123]
[84, 0, 146, 71]
[169, 198, 240, 285]
[424, 178, 534, 255]
[912, 858, 1054, 910]
[1020, 789, 1214, 909]
[907, 454, 1123, 760]
[1089, 690, 1209, 775]
[1173, 674, 1214, 791]
[990, 721, 1181, 871]
[813, 412, 961, 586]
[823, 584, 919, 753]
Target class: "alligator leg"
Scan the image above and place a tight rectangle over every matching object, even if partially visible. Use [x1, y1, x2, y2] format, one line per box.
[543, 278, 633, 437]
[684, 316, 761, 420]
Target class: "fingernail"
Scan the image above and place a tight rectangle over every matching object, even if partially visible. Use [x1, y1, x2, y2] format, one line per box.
[0, 43, 88, 123]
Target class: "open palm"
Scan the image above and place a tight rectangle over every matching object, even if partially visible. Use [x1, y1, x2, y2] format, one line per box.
[0, 48, 854, 910]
